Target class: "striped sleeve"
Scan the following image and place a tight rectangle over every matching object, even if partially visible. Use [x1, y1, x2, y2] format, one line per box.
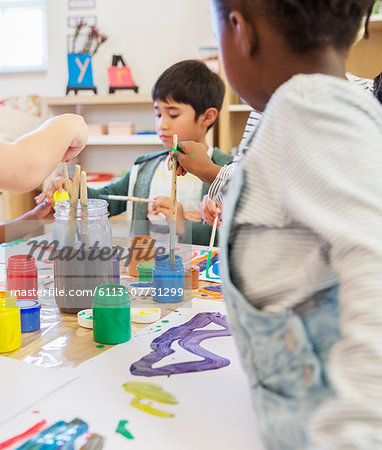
[209, 109, 262, 204]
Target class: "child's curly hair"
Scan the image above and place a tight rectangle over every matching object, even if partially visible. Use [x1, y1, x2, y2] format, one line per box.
[214, 0, 375, 52]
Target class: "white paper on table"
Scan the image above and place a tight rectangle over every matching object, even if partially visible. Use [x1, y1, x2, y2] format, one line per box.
[0, 357, 78, 426]
[0, 300, 265, 449]
[39, 299, 264, 449]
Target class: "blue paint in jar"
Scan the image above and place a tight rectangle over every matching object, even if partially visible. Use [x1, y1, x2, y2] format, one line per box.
[152, 254, 184, 303]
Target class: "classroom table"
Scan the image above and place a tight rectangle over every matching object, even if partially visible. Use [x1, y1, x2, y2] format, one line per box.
[0, 235, 265, 450]
[1, 235, 221, 368]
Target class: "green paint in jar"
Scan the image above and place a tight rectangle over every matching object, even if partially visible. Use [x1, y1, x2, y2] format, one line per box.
[137, 261, 154, 282]
[93, 284, 131, 345]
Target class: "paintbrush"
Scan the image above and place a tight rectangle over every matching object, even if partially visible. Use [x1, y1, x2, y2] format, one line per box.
[80, 170, 89, 247]
[68, 164, 81, 246]
[169, 134, 178, 265]
[63, 162, 72, 199]
[99, 194, 154, 203]
[206, 215, 218, 278]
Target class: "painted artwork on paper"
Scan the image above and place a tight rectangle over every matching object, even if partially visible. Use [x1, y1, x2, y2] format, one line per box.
[130, 312, 231, 377]
[190, 249, 220, 281]
[122, 382, 178, 418]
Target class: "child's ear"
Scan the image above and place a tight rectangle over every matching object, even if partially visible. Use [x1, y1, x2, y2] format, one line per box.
[228, 11, 258, 57]
[201, 108, 219, 128]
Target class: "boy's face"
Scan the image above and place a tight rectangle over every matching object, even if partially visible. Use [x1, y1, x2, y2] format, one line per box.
[154, 99, 206, 149]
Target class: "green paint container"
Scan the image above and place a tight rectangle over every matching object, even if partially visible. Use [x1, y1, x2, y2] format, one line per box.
[137, 262, 154, 282]
[93, 284, 131, 345]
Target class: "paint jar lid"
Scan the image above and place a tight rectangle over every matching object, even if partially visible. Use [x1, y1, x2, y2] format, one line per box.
[77, 309, 93, 329]
[154, 254, 183, 270]
[53, 190, 70, 204]
[137, 262, 154, 273]
[16, 299, 41, 332]
[131, 308, 161, 323]
[0, 291, 17, 309]
[7, 254, 37, 270]
[93, 284, 130, 307]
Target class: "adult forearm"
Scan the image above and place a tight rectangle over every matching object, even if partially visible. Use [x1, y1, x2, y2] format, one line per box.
[0, 114, 87, 193]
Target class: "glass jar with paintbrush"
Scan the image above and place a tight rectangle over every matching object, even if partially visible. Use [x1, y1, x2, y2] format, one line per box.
[53, 166, 113, 313]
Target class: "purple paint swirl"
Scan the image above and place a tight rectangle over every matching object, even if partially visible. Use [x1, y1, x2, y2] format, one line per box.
[130, 312, 231, 377]
[203, 285, 222, 294]
[197, 253, 219, 273]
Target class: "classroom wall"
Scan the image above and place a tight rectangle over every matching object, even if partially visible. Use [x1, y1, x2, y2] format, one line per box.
[0, 0, 217, 98]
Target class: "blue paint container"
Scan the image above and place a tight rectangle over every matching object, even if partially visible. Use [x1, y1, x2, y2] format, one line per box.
[16, 299, 41, 332]
[152, 254, 184, 303]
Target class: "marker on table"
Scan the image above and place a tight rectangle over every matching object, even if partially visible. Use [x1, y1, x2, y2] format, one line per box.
[99, 195, 154, 203]
[206, 215, 218, 278]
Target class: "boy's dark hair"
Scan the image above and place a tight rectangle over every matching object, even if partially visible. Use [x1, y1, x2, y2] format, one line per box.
[152, 60, 225, 129]
[374, 72, 382, 104]
[214, 0, 375, 53]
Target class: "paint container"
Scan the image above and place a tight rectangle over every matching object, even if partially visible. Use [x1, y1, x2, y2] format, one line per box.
[129, 235, 155, 277]
[93, 284, 131, 344]
[6, 255, 38, 299]
[184, 265, 200, 290]
[137, 261, 154, 282]
[0, 292, 21, 353]
[16, 299, 41, 332]
[152, 254, 184, 303]
[53, 199, 113, 313]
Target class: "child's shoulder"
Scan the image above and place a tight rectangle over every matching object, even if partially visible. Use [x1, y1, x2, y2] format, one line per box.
[267, 73, 382, 129]
[212, 147, 234, 166]
[273, 73, 378, 108]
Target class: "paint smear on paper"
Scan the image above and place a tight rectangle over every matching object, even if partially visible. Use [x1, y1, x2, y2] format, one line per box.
[198, 284, 223, 298]
[122, 382, 178, 418]
[191, 250, 220, 281]
[116, 420, 134, 440]
[130, 312, 231, 377]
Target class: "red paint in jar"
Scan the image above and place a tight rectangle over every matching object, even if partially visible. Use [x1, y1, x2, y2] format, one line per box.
[7, 255, 38, 299]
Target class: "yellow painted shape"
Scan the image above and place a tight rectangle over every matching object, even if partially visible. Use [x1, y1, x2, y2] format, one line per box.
[139, 308, 160, 316]
[122, 381, 178, 418]
[53, 190, 70, 204]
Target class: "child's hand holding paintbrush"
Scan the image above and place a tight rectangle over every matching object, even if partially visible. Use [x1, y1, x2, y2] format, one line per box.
[170, 140, 221, 184]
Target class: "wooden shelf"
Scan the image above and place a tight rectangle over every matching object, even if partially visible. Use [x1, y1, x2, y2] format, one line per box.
[370, 14, 382, 25]
[228, 104, 252, 112]
[40, 94, 154, 119]
[41, 94, 153, 107]
[86, 135, 162, 146]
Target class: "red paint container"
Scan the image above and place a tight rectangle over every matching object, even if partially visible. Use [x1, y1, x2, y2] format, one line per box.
[7, 255, 38, 299]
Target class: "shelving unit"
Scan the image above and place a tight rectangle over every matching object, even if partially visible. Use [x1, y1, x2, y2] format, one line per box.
[218, 15, 382, 154]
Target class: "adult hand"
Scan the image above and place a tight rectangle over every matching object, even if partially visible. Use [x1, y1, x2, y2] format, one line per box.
[59, 114, 88, 162]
